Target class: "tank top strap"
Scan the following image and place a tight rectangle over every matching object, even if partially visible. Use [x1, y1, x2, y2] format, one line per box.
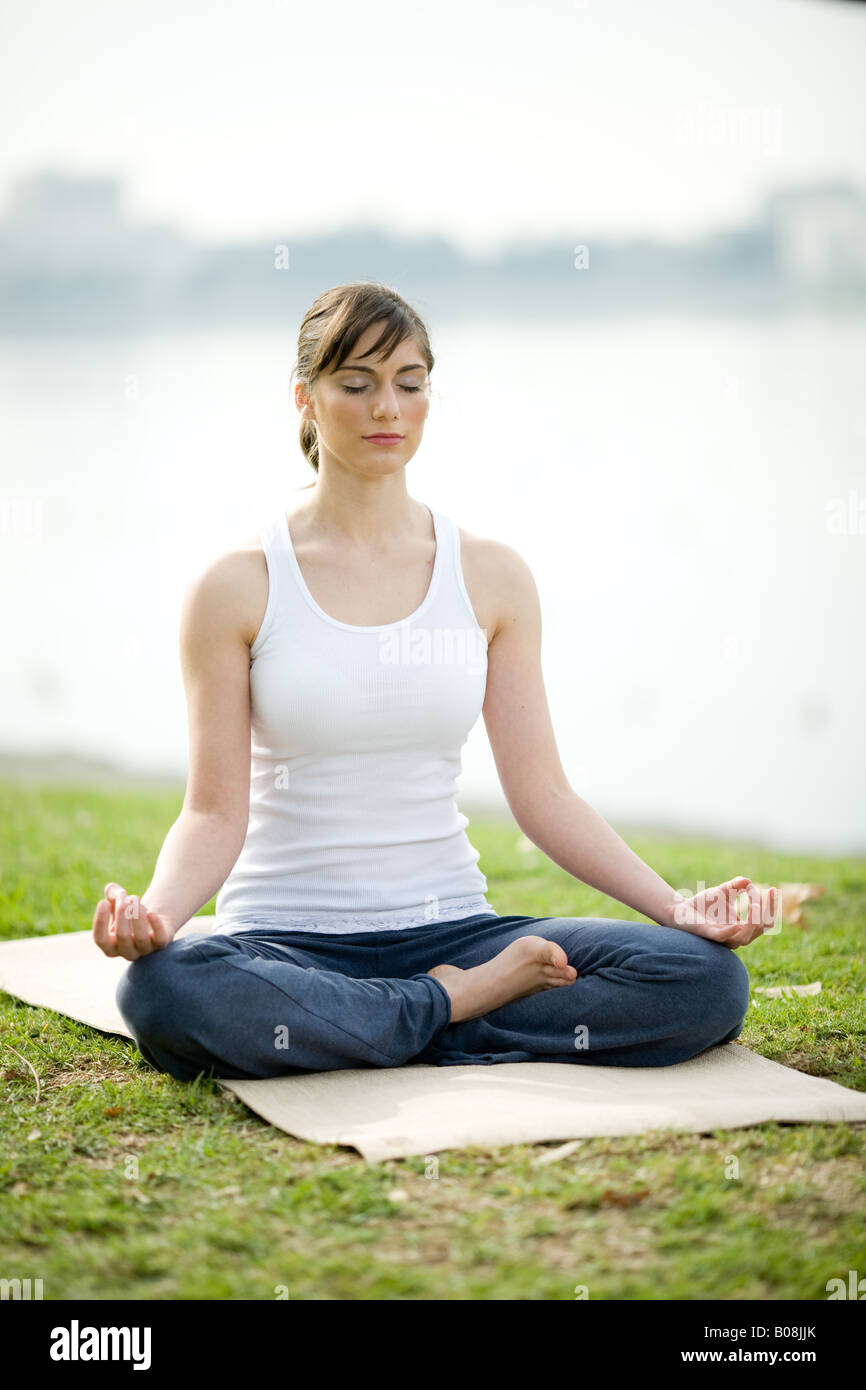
[432, 508, 488, 645]
[249, 512, 292, 659]
[430, 506, 456, 585]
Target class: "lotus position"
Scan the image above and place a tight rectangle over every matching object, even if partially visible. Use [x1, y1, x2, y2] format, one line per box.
[95, 281, 779, 1082]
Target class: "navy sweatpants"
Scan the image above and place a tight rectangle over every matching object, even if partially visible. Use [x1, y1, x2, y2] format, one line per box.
[114, 912, 751, 1082]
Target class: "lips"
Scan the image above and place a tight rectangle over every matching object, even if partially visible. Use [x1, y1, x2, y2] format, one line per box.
[363, 434, 403, 441]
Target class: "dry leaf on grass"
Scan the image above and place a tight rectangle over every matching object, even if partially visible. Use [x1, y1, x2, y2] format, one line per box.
[754, 981, 822, 999]
[533, 1139, 584, 1166]
[750, 881, 825, 929]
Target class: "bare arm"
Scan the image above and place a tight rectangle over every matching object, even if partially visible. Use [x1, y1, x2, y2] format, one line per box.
[481, 542, 778, 944]
[481, 542, 683, 927]
[93, 548, 262, 958]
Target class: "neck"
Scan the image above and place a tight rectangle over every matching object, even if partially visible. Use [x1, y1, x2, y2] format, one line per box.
[294, 466, 428, 547]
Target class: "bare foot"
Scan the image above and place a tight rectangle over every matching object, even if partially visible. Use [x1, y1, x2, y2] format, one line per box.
[427, 935, 578, 1023]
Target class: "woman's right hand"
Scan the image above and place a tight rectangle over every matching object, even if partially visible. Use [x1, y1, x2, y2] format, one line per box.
[92, 882, 175, 960]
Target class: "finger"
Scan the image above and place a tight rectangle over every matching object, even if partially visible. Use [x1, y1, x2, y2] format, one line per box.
[146, 910, 173, 950]
[712, 886, 741, 927]
[722, 876, 752, 890]
[103, 882, 128, 933]
[724, 887, 747, 926]
[122, 894, 154, 955]
[732, 882, 762, 927]
[92, 898, 119, 956]
[717, 922, 747, 941]
[113, 936, 142, 962]
[750, 883, 767, 927]
[740, 912, 767, 939]
[704, 920, 752, 945]
[724, 921, 757, 945]
[111, 890, 140, 960]
[715, 931, 749, 951]
[104, 882, 125, 913]
[734, 920, 767, 947]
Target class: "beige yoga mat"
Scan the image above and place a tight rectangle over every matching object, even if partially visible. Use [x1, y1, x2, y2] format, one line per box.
[2, 921, 865, 1162]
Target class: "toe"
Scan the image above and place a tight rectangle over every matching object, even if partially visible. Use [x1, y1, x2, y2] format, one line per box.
[546, 941, 568, 967]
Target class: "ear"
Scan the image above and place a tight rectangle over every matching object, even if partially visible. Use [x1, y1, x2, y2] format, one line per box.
[294, 381, 315, 419]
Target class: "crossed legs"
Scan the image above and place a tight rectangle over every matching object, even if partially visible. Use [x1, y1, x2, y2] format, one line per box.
[115, 914, 750, 1081]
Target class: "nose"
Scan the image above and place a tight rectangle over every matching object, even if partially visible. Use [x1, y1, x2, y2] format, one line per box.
[372, 385, 400, 420]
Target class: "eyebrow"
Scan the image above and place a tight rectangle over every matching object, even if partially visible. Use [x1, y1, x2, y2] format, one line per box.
[333, 362, 426, 375]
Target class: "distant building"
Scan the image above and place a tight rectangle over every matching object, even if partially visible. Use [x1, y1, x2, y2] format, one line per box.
[765, 182, 866, 287]
[0, 168, 196, 279]
[0, 167, 864, 328]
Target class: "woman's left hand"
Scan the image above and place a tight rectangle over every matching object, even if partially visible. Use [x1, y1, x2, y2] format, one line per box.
[666, 876, 780, 948]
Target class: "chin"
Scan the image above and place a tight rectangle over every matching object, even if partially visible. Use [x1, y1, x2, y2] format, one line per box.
[354, 446, 414, 470]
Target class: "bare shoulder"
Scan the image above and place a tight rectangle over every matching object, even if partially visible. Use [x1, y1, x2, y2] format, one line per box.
[181, 532, 269, 650]
[457, 527, 540, 645]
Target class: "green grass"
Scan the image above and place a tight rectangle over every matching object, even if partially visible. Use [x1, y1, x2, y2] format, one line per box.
[1, 779, 864, 1300]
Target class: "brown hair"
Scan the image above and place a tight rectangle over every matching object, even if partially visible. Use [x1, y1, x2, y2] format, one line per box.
[290, 281, 434, 477]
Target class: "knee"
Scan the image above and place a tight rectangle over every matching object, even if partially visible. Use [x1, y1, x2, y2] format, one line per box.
[686, 940, 750, 1044]
[116, 939, 205, 1051]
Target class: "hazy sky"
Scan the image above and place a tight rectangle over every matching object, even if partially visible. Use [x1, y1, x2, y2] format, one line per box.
[1, 0, 864, 255]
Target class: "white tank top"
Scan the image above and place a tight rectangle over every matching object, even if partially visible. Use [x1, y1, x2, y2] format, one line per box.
[213, 503, 499, 935]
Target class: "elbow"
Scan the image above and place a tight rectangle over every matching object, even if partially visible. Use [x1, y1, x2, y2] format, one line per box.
[509, 781, 576, 837]
[181, 802, 249, 853]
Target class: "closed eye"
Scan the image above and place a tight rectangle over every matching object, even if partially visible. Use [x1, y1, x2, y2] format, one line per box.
[342, 384, 422, 394]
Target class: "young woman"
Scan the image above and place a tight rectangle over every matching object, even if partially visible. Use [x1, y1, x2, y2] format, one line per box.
[96, 281, 779, 1082]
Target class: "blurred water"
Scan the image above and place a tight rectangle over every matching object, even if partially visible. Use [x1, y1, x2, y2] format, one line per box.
[1, 312, 864, 853]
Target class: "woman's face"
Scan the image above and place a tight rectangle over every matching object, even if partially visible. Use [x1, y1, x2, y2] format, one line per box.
[296, 320, 431, 474]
